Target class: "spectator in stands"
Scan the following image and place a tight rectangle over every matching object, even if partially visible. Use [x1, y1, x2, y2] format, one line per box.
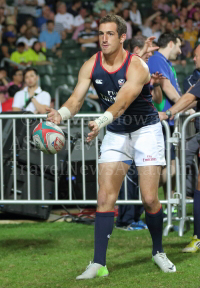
[10, 42, 29, 65]
[26, 41, 52, 65]
[148, 0, 160, 16]
[120, 9, 132, 39]
[175, 0, 184, 13]
[14, 0, 44, 20]
[183, 18, 198, 49]
[0, 67, 10, 95]
[74, 8, 88, 27]
[9, 69, 23, 88]
[129, 2, 142, 29]
[39, 20, 61, 51]
[36, 5, 51, 30]
[142, 20, 161, 41]
[93, 0, 114, 16]
[41, 13, 65, 37]
[158, 0, 171, 14]
[12, 67, 51, 114]
[173, 17, 183, 36]
[193, 11, 200, 30]
[0, 85, 20, 112]
[68, 0, 82, 17]
[17, 28, 38, 49]
[77, 17, 98, 53]
[179, 7, 188, 27]
[20, 17, 38, 38]
[1, 31, 16, 59]
[114, 1, 123, 15]
[55, 2, 74, 34]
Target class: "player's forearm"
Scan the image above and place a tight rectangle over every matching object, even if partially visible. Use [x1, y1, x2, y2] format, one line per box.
[62, 95, 84, 116]
[169, 93, 196, 116]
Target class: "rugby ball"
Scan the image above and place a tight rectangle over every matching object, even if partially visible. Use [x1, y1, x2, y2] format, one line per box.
[32, 121, 65, 154]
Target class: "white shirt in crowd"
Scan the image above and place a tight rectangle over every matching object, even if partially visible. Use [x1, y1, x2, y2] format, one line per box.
[74, 15, 97, 28]
[16, 36, 38, 47]
[55, 13, 74, 30]
[12, 86, 51, 113]
[142, 27, 161, 41]
[129, 10, 142, 26]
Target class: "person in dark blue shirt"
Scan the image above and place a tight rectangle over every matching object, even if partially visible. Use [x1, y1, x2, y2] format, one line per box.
[47, 15, 176, 276]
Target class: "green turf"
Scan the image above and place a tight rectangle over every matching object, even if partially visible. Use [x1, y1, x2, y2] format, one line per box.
[0, 220, 199, 288]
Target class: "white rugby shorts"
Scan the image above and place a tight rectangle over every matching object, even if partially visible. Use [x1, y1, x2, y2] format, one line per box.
[98, 122, 166, 166]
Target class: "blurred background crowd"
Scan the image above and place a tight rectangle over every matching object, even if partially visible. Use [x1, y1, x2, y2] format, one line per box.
[0, 0, 200, 112]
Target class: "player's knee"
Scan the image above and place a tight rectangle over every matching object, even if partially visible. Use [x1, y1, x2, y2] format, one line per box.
[143, 194, 158, 210]
[97, 188, 116, 209]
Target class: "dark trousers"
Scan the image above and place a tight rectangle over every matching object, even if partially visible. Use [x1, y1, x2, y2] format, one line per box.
[116, 162, 144, 227]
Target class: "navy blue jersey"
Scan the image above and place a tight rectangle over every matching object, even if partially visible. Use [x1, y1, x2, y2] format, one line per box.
[90, 51, 159, 134]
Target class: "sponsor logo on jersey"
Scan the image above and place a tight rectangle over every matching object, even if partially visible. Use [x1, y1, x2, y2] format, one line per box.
[95, 79, 103, 84]
[118, 79, 125, 86]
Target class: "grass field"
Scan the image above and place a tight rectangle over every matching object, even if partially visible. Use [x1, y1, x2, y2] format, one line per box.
[0, 219, 199, 288]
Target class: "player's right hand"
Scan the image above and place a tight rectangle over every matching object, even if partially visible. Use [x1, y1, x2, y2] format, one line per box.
[46, 107, 62, 125]
[87, 121, 99, 142]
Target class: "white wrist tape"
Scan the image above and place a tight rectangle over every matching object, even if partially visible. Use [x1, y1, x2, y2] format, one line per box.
[94, 111, 113, 130]
[58, 107, 71, 121]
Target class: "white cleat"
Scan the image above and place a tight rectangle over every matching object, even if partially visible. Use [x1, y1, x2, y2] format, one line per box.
[152, 252, 176, 273]
[76, 261, 109, 280]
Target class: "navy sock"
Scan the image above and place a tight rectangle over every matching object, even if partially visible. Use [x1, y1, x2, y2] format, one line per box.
[145, 206, 164, 256]
[94, 211, 114, 266]
[194, 189, 200, 239]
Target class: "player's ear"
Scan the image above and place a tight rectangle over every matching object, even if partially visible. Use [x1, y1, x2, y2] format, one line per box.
[120, 33, 126, 44]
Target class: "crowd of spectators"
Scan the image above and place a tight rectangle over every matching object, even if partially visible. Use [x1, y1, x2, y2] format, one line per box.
[1, 0, 200, 112]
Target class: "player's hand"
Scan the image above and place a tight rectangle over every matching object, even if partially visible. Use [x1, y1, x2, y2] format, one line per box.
[46, 107, 62, 124]
[151, 72, 166, 86]
[87, 121, 99, 142]
[158, 112, 168, 121]
[138, 36, 159, 57]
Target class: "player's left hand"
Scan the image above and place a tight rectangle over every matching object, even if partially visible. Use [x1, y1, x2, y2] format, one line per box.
[87, 121, 100, 142]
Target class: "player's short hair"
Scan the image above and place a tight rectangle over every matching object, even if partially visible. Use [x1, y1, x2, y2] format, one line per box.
[23, 67, 38, 77]
[157, 32, 181, 48]
[99, 14, 127, 38]
[130, 35, 147, 52]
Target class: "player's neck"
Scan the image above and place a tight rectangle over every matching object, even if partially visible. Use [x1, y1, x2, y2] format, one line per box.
[158, 48, 170, 60]
[103, 48, 126, 66]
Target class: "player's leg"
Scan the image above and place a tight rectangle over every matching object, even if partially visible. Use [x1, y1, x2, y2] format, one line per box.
[76, 161, 129, 280]
[138, 165, 176, 272]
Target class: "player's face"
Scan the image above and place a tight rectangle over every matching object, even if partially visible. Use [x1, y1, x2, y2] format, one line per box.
[169, 38, 181, 60]
[193, 46, 200, 69]
[25, 71, 38, 87]
[99, 22, 126, 55]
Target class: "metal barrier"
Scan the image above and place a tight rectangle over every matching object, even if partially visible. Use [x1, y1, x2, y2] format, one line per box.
[0, 114, 174, 207]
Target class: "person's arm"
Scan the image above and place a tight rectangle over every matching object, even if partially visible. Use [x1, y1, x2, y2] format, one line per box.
[160, 78, 181, 103]
[12, 107, 21, 111]
[152, 86, 162, 104]
[144, 11, 161, 27]
[87, 57, 150, 142]
[31, 97, 49, 114]
[46, 55, 95, 123]
[159, 92, 196, 121]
